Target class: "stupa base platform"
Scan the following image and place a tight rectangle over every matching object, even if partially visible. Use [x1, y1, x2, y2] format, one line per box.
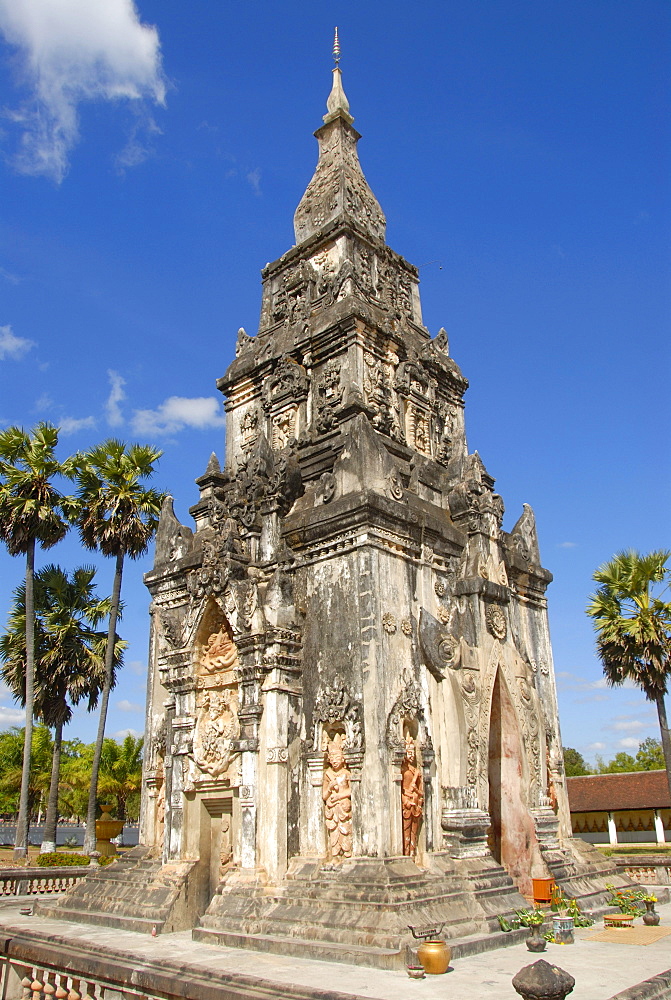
[35, 846, 198, 935]
[192, 853, 528, 969]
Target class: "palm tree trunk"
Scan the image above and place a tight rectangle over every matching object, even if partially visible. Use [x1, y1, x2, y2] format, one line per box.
[14, 538, 35, 860]
[655, 692, 671, 804]
[83, 551, 124, 855]
[40, 720, 63, 854]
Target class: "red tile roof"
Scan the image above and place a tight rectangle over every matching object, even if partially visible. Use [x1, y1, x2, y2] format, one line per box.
[567, 771, 670, 812]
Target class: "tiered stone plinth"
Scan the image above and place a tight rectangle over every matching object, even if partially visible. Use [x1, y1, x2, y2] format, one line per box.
[193, 853, 528, 969]
[37, 847, 198, 934]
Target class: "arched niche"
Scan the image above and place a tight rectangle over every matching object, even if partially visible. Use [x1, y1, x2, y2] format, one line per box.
[486, 666, 544, 896]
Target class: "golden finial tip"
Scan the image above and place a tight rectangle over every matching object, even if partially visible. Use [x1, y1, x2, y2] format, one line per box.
[333, 27, 341, 66]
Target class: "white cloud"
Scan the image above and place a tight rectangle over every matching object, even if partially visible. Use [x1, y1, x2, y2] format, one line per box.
[116, 699, 143, 713]
[587, 742, 606, 751]
[246, 168, 261, 196]
[607, 717, 649, 733]
[556, 670, 609, 701]
[0, 266, 21, 284]
[0, 324, 34, 360]
[559, 541, 577, 549]
[105, 369, 126, 426]
[127, 660, 146, 677]
[60, 414, 96, 435]
[34, 392, 53, 412]
[131, 396, 226, 436]
[111, 727, 143, 740]
[617, 737, 640, 749]
[0, 705, 25, 727]
[0, 0, 166, 182]
[115, 110, 162, 173]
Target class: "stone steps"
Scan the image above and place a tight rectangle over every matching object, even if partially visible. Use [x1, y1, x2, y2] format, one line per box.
[36, 850, 198, 934]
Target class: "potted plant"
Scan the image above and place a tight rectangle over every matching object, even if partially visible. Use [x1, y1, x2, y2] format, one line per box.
[641, 894, 660, 927]
[604, 883, 647, 917]
[515, 908, 546, 952]
[551, 887, 575, 944]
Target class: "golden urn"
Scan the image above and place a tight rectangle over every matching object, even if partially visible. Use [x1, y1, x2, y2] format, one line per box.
[95, 803, 123, 857]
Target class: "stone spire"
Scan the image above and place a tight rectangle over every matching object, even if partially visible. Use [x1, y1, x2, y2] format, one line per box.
[293, 33, 386, 245]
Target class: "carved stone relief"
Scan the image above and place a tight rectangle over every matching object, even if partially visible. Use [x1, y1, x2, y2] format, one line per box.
[314, 359, 344, 433]
[240, 409, 259, 451]
[407, 404, 431, 457]
[322, 732, 352, 859]
[312, 673, 363, 753]
[271, 406, 297, 451]
[485, 604, 507, 641]
[192, 688, 239, 779]
[401, 735, 423, 856]
[362, 349, 401, 439]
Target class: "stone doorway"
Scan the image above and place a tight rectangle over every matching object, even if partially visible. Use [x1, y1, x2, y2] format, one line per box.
[487, 669, 541, 896]
[199, 795, 235, 909]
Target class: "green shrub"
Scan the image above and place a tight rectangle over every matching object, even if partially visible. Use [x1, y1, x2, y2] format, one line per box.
[36, 852, 88, 867]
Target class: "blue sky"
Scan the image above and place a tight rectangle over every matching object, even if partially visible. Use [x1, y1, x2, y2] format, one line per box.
[0, 1, 669, 762]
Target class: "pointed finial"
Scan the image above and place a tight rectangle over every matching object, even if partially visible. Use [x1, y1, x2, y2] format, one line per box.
[205, 452, 220, 475]
[325, 28, 352, 124]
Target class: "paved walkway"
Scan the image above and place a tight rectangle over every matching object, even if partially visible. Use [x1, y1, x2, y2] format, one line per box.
[1, 897, 671, 999]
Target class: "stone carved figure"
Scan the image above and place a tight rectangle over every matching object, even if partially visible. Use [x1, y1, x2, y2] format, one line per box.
[220, 815, 233, 872]
[322, 732, 353, 859]
[401, 734, 423, 856]
[193, 689, 238, 779]
[155, 778, 165, 849]
[202, 627, 237, 672]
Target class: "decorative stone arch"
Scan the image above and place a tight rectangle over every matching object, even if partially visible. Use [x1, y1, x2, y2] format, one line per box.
[385, 669, 435, 854]
[185, 594, 242, 791]
[385, 668, 433, 765]
[481, 642, 546, 895]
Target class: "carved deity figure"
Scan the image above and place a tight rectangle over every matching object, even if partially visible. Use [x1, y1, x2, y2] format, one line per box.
[155, 779, 165, 849]
[193, 690, 237, 778]
[202, 627, 237, 672]
[322, 733, 353, 859]
[401, 734, 423, 856]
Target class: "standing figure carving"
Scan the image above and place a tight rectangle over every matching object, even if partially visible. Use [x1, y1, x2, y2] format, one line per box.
[322, 733, 353, 859]
[401, 734, 423, 856]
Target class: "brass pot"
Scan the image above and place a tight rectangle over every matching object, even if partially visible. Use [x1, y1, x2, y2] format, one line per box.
[416, 939, 451, 975]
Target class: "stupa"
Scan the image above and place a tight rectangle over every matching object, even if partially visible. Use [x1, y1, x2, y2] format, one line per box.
[41, 37, 628, 967]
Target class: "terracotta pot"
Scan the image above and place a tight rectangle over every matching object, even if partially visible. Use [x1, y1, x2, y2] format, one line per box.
[416, 939, 451, 975]
[643, 902, 660, 926]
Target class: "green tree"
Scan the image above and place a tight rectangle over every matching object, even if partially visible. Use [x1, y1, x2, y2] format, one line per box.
[636, 737, 666, 771]
[0, 565, 123, 852]
[98, 734, 144, 824]
[0, 725, 54, 820]
[596, 751, 639, 773]
[587, 549, 671, 800]
[0, 423, 73, 857]
[562, 747, 591, 776]
[70, 440, 163, 853]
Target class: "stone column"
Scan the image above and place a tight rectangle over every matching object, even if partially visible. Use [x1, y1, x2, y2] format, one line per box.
[239, 749, 257, 869]
[237, 701, 262, 870]
[655, 809, 666, 845]
[261, 682, 289, 880]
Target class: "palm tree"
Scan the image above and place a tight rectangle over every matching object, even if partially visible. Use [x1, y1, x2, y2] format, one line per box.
[0, 423, 73, 858]
[587, 549, 671, 800]
[70, 440, 163, 854]
[0, 565, 124, 852]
